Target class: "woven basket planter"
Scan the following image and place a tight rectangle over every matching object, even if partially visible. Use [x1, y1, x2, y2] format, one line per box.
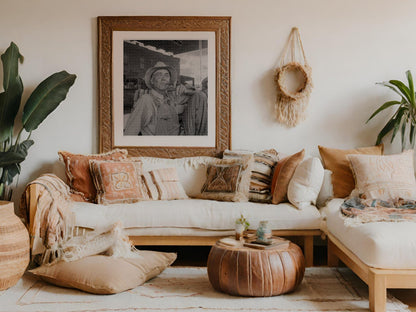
[0, 201, 29, 290]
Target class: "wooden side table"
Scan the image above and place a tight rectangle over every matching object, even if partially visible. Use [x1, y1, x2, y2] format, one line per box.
[207, 238, 305, 297]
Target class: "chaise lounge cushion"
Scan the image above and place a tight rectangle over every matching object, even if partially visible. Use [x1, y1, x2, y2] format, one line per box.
[323, 198, 416, 269]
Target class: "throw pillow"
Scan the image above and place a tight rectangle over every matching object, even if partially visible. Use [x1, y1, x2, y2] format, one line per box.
[199, 155, 253, 202]
[316, 169, 334, 208]
[271, 149, 305, 204]
[89, 159, 149, 205]
[58, 149, 128, 202]
[29, 251, 177, 294]
[318, 144, 383, 198]
[142, 168, 188, 200]
[287, 157, 324, 209]
[223, 149, 279, 203]
[347, 150, 416, 200]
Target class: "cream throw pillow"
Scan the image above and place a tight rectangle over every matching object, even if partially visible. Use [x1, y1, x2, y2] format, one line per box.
[29, 251, 177, 294]
[287, 157, 324, 209]
[348, 150, 416, 200]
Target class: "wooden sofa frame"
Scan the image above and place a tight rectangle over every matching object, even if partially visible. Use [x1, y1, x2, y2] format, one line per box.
[26, 183, 320, 267]
[327, 232, 416, 312]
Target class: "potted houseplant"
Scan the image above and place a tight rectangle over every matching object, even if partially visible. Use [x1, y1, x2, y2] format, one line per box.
[0, 42, 76, 200]
[235, 214, 250, 240]
[366, 70, 416, 151]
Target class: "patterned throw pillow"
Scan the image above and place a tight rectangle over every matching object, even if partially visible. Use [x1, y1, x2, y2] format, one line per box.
[141, 168, 188, 200]
[89, 159, 149, 205]
[318, 145, 384, 198]
[199, 156, 253, 202]
[271, 149, 305, 204]
[58, 149, 128, 202]
[347, 150, 416, 200]
[223, 149, 279, 203]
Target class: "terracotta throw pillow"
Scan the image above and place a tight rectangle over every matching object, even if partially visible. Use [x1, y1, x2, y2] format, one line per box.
[89, 159, 150, 204]
[271, 149, 305, 204]
[348, 150, 416, 200]
[58, 149, 128, 202]
[318, 144, 383, 198]
[141, 168, 188, 200]
[199, 156, 253, 202]
[29, 251, 177, 294]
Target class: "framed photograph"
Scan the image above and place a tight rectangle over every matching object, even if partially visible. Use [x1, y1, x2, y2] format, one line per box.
[98, 16, 231, 158]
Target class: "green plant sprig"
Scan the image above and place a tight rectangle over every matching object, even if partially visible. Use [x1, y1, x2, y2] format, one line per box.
[366, 70, 416, 151]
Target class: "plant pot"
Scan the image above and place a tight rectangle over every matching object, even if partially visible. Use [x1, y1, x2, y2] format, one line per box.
[235, 223, 245, 240]
[0, 201, 30, 290]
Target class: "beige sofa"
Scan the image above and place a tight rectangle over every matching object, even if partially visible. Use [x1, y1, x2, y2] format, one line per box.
[23, 155, 325, 267]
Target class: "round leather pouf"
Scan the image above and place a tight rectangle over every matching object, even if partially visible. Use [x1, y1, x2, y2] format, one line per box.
[207, 239, 305, 297]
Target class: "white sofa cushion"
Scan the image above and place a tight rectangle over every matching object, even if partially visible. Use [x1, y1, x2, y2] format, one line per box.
[72, 199, 322, 232]
[287, 157, 324, 209]
[323, 198, 416, 269]
[137, 156, 217, 197]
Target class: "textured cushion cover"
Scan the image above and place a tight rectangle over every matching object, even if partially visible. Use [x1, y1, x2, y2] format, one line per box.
[199, 156, 253, 202]
[316, 169, 334, 208]
[29, 251, 177, 294]
[149, 168, 188, 200]
[89, 159, 149, 204]
[223, 149, 279, 203]
[318, 145, 383, 198]
[287, 157, 324, 209]
[271, 149, 305, 204]
[58, 149, 128, 202]
[138, 156, 217, 197]
[348, 150, 416, 200]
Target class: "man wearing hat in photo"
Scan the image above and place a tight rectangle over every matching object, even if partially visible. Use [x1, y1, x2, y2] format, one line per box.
[124, 61, 180, 135]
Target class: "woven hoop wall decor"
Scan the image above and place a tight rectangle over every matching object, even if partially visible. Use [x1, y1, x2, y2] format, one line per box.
[274, 27, 313, 127]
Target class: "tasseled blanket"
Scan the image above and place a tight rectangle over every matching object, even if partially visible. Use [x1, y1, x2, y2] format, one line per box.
[19, 174, 140, 266]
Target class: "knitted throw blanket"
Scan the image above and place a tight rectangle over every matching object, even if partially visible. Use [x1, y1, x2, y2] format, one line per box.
[20, 174, 140, 266]
[20, 174, 75, 265]
[341, 196, 416, 226]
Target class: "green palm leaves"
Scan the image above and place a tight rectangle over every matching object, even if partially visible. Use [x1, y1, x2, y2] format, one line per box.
[367, 70, 416, 151]
[0, 42, 76, 200]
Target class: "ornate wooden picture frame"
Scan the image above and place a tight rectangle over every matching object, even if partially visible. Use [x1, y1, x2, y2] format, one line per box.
[98, 16, 231, 158]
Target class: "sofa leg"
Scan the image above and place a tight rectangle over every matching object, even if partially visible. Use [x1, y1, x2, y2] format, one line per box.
[327, 239, 340, 267]
[304, 236, 313, 267]
[368, 270, 386, 312]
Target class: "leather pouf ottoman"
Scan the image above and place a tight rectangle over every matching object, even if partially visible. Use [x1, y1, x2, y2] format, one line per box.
[207, 239, 305, 296]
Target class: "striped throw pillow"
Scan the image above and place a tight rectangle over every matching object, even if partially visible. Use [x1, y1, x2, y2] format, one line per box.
[223, 149, 279, 203]
[142, 168, 188, 200]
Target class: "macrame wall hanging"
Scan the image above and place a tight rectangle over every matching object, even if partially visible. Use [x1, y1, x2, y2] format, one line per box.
[274, 27, 313, 127]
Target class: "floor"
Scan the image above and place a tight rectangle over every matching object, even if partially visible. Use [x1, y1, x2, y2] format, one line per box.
[140, 245, 416, 311]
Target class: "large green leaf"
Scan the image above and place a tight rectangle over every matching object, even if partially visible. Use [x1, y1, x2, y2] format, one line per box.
[1, 42, 23, 90]
[0, 43, 24, 143]
[406, 70, 415, 108]
[22, 71, 76, 132]
[366, 100, 401, 123]
[0, 163, 20, 184]
[376, 116, 396, 145]
[390, 108, 406, 143]
[401, 119, 407, 151]
[389, 79, 412, 104]
[0, 139, 34, 167]
[410, 123, 416, 148]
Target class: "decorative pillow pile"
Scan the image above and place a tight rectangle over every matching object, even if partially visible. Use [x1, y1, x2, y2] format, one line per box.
[29, 251, 177, 294]
[223, 149, 279, 203]
[348, 150, 416, 201]
[199, 155, 253, 202]
[89, 159, 149, 205]
[271, 149, 305, 204]
[318, 144, 383, 198]
[142, 168, 188, 200]
[287, 157, 324, 209]
[58, 149, 128, 202]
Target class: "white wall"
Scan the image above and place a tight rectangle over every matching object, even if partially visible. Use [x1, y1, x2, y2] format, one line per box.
[0, 0, 415, 204]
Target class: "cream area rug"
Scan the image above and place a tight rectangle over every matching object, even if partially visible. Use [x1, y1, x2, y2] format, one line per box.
[0, 267, 409, 312]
